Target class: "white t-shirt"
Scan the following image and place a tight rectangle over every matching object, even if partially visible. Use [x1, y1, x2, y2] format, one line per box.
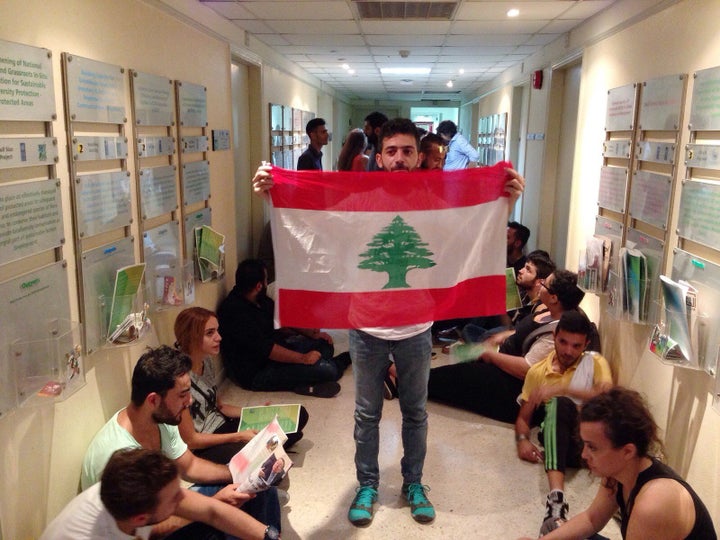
[359, 322, 432, 340]
[40, 483, 152, 540]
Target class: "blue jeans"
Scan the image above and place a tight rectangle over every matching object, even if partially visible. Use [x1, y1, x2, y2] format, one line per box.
[349, 328, 432, 487]
[190, 484, 281, 532]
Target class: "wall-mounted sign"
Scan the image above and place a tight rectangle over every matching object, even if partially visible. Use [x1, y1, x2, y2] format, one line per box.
[64, 53, 125, 124]
[629, 170, 671, 230]
[605, 83, 637, 132]
[0, 137, 57, 169]
[73, 136, 128, 161]
[177, 81, 207, 127]
[0, 178, 64, 265]
[182, 160, 210, 204]
[638, 74, 685, 131]
[132, 70, 174, 126]
[76, 171, 132, 237]
[140, 165, 177, 220]
[0, 39, 56, 121]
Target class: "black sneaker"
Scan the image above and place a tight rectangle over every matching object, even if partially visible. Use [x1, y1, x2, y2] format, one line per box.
[539, 490, 568, 536]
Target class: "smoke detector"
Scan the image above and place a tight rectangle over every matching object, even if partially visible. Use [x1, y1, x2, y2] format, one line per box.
[399, 49, 410, 58]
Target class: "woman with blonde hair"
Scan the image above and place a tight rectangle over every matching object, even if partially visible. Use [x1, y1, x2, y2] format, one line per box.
[174, 306, 308, 464]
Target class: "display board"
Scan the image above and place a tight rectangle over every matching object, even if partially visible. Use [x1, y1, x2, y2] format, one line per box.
[605, 83, 637, 131]
[72, 136, 128, 162]
[0, 261, 73, 415]
[75, 171, 132, 237]
[0, 137, 58, 169]
[139, 165, 177, 220]
[0, 178, 64, 265]
[689, 65, 720, 131]
[677, 179, 720, 251]
[64, 54, 125, 124]
[177, 81, 207, 127]
[132, 70, 174, 127]
[0, 39, 56, 121]
[80, 237, 136, 354]
[137, 135, 174, 158]
[184, 207, 211, 256]
[182, 160, 210, 204]
[638, 74, 685, 131]
[628, 170, 672, 229]
[598, 166, 627, 213]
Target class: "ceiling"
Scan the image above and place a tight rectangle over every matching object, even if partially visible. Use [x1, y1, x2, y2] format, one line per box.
[197, 0, 617, 101]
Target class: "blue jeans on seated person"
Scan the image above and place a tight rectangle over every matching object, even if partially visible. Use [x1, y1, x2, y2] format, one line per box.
[349, 328, 431, 487]
[190, 484, 281, 532]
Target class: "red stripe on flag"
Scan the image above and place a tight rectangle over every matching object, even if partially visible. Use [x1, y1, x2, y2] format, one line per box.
[269, 161, 513, 212]
[276, 274, 506, 329]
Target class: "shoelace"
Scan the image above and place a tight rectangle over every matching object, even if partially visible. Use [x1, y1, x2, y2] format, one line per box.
[354, 487, 376, 507]
[407, 484, 431, 505]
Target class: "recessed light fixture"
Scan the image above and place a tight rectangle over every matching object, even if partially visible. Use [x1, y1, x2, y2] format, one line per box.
[341, 63, 350, 70]
[380, 67, 431, 75]
[459, 68, 465, 75]
[348, 69, 355, 75]
[446, 80, 454, 88]
[507, 8, 520, 17]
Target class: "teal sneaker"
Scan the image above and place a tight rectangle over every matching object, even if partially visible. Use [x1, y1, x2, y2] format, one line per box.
[348, 486, 378, 526]
[402, 483, 435, 523]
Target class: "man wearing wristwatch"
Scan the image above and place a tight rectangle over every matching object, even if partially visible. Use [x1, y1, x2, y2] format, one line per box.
[264, 524, 280, 539]
[514, 311, 612, 537]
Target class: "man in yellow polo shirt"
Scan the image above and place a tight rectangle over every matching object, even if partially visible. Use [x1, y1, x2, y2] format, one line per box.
[514, 310, 612, 537]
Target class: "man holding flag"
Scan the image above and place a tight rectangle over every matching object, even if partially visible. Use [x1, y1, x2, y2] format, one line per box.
[252, 117, 525, 527]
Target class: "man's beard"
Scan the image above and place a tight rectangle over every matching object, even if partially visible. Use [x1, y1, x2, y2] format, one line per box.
[152, 402, 182, 425]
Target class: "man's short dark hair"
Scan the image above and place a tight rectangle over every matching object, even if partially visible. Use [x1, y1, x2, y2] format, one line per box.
[528, 249, 551, 260]
[377, 117, 420, 152]
[305, 117, 325, 135]
[364, 111, 388, 130]
[508, 221, 531, 248]
[235, 258, 267, 294]
[550, 269, 585, 310]
[436, 120, 458, 138]
[130, 346, 191, 406]
[555, 310, 593, 339]
[527, 253, 555, 280]
[101, 448, 178, 521]
[420, 132, 444, 154]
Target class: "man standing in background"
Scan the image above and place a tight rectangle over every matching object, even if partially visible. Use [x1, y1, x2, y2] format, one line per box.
[297, 117, 328, 170]
[437, 119, 479, 170]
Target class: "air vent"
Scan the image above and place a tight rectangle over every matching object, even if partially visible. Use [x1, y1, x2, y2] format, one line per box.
[355, 2, 457, 20]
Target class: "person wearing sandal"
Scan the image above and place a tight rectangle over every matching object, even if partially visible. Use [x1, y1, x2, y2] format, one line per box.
[173, 307, 309, 465]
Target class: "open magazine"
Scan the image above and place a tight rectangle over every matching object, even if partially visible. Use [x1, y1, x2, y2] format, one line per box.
[229, 416, 293, 493]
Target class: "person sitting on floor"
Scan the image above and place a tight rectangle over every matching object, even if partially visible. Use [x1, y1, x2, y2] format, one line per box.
[514, 311, 613, 537]
[462, 251, 556, 343]
[217, 258, 350, 398]
[173, 307, 309, 465]
[80, 346, 280, 539]
[518, 387, 716, 540]
[42, 448, 271, 540]
[427, 269, 589, 424]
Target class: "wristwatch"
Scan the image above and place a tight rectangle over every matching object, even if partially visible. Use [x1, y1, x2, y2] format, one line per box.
[515, 433, 529, 443]
[263, 525, 280, 540]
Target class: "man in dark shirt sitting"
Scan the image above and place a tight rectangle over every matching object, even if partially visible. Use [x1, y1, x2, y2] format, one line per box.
[296, 118, 328, 170]
[217, 259, 349, 398]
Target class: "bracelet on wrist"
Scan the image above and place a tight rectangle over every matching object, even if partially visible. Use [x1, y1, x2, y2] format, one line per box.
[515, 433, 529, 443]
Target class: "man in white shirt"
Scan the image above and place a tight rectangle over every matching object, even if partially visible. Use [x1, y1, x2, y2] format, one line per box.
[43, 448, 183, 540]
[437, 120, 480, 170]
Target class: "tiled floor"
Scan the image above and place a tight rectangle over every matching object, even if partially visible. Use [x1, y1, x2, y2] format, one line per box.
[220, 331, 621, 539]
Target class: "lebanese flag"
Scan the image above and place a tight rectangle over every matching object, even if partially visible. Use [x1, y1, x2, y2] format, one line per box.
[269, 161, 512, 329]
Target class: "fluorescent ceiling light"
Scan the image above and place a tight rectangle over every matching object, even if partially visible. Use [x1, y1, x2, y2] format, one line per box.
[507, 8, 520, 17]
[380, 67, 431, 75]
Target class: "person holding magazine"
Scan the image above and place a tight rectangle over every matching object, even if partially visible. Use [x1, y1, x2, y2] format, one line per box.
[174, 307, 308, 465]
